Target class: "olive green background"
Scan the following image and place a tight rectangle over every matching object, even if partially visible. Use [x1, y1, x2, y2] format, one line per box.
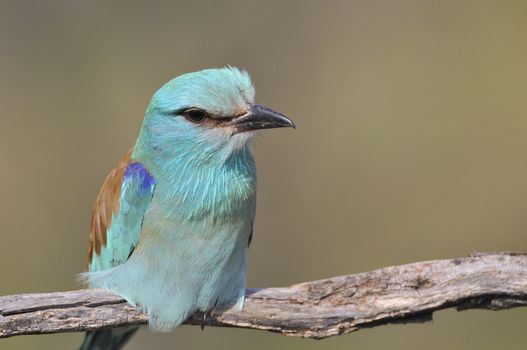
[1, 1, 526, 349]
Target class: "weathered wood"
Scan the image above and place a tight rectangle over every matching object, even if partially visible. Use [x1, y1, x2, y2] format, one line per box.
[1, 252, 526, 339]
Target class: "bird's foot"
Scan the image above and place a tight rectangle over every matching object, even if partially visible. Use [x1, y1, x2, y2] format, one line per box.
[201, 298, 219, 331]
[200, 312, 208, 331]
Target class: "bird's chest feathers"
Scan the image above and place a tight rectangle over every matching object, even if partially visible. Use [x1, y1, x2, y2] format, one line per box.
[148, 153, 256, 227]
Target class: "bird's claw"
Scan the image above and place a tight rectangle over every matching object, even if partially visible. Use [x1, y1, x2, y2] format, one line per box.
[201, 298, 219, 330]
[200, 312, 207, 331]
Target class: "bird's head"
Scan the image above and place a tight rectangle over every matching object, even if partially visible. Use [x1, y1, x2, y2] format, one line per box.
[134, 67, 294, 167]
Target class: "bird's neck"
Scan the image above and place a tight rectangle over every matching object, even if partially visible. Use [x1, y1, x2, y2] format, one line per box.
[133, 143, 256, 222]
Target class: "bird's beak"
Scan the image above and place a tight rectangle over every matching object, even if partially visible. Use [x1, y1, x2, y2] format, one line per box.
[230, 104, 295, 134]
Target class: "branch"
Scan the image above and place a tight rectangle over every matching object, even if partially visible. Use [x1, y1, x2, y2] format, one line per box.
[1, 252, 526, 339]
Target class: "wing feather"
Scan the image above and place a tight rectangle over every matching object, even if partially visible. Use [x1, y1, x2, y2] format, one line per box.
[86, 150, 155, 271]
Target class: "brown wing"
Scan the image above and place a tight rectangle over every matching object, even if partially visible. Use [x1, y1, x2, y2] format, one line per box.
[86, 150, 133, 270]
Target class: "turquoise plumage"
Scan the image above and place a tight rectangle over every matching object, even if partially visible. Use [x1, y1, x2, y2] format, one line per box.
[79, 67, 294, 349]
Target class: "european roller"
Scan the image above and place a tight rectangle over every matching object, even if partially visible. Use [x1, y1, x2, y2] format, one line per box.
[79, 67, 294, 349]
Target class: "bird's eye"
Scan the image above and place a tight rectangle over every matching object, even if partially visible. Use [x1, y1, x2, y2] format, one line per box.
[182, 108, 208, 123]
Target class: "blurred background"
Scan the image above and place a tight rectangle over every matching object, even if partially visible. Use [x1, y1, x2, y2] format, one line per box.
[1, 0, 527, 349]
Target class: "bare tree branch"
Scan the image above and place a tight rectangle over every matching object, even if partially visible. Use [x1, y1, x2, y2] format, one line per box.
[1, 252, 526, 339]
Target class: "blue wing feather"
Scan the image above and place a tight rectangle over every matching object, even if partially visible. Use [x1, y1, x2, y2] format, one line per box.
[88, 162, 155, 272]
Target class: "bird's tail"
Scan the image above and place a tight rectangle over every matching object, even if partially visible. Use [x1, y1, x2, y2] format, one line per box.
[78, 327, 139, 350]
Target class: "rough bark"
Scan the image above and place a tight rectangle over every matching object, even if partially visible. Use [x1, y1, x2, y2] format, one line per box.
[1, 252, 526, 339]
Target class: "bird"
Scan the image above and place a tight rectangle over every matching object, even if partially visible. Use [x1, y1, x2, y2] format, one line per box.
[78, 67, 295, 349]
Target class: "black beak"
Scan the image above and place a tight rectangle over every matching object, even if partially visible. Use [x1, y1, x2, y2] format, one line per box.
[230, 104, 295, 134]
